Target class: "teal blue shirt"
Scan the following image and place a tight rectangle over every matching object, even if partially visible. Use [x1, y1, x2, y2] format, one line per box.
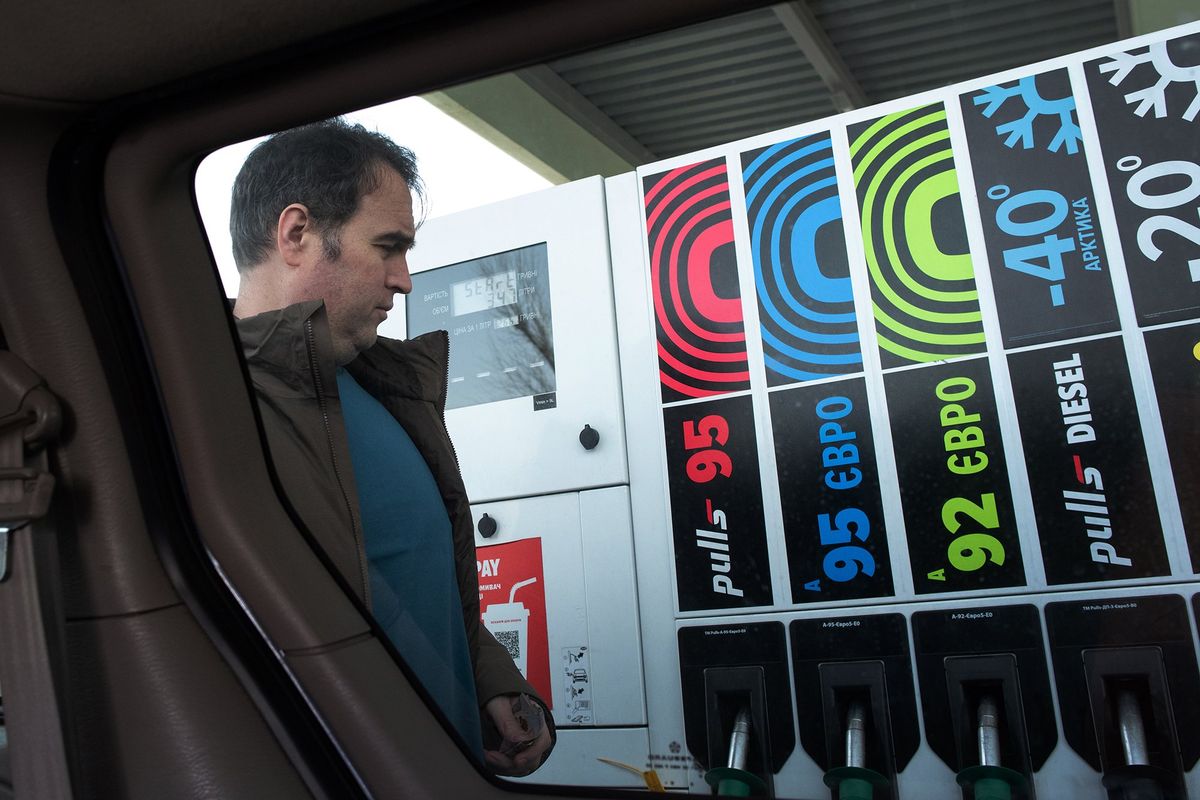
[336, 368, 483, 758]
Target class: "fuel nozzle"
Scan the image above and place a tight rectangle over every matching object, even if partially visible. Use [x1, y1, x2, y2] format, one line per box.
[727, 706, 752, 773]
[1100, 687, 1173, 800]
[955, 695, 1027, 800]
[978, 696, 1002, 767]
[1082, 648, 1187, 800]
[1116, 689, 1150, 768]
[823, 700, 890, 800]
[704, 705, 767, 797]
[847, 700, 868, 769]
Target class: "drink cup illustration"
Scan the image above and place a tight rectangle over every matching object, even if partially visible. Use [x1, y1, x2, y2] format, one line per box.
[482, 577, 537, 677]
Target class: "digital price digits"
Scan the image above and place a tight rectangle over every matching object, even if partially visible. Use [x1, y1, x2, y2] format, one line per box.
[452, 270, 519, 316]
[1114, 156, 1200, 283]
[813, 396, 874, 584]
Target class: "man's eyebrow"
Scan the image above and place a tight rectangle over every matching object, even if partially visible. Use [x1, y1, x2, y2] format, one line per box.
[374, 231, 416, 248]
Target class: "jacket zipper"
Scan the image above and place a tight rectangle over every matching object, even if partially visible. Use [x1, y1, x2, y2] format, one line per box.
[306, 319, 370, 603]
[437, 329, 462, 474]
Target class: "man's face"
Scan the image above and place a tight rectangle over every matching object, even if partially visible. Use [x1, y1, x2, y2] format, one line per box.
[305, 167, 415, 364]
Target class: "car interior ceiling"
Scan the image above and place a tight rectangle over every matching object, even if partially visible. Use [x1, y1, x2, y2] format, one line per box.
[0, 1, 771, 798]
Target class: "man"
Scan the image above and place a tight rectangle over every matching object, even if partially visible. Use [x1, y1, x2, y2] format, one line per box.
[229, 117, 553, 776]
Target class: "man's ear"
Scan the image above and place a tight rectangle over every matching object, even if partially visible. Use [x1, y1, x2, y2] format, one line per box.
[276, 203, 312, 268]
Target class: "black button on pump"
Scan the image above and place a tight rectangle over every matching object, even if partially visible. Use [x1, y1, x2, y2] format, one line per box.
[477, 513, 498, 538]
[579, 424, 600, 450]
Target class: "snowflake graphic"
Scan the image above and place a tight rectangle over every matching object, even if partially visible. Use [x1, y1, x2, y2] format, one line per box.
[1098, 41, 1200, 122]
[973, 75, 1082, 154]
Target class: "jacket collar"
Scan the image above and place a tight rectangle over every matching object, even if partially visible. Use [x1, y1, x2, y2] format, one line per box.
[235, 299, 449, 408]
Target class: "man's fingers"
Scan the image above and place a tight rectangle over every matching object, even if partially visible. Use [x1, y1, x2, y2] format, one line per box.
[510, 725, 552, 772]
[484, 749, 533, 777]
[494, 708, 526, 740]
[486, 726, 550, 776]
[483, 693, 550, 776]
[484, 695, 527, 739]
[484, 749, 516, 772]
[511, 750, 539, 773]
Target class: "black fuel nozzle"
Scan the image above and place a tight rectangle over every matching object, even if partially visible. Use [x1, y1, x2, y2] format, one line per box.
[1100, 685, 1176, 800]
[1116, 689, 1151, 769]
[1083, 649, 1187, 800]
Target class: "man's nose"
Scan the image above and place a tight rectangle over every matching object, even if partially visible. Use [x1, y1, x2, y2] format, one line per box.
[387, 256, 412, 295]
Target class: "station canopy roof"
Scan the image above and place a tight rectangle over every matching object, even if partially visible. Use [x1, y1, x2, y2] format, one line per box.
[427, 0, 1194, 179]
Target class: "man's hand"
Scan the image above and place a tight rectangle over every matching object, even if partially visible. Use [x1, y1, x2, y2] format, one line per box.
[483, 694, 552, 777]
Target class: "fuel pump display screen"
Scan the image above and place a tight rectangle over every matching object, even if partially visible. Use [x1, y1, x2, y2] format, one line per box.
[452, 272, 518, 316]
[408, 243, 555, 410]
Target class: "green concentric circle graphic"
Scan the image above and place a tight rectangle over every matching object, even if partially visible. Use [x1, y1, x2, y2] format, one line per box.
[850, 104, 987, 367]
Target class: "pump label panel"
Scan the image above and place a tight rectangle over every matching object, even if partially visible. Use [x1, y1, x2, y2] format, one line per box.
[959, 68, 1120, 346]
[645, 159, 751, 402]
[884, 357, 1025, 593]
[770, 378, 893, 603]
[849, 104, 988, 368]
[560, 646, 593, 725]
[1008, 336, 1168, 583]
[741, 133, 864, 386]
[663, 394, 773, 610]
[1084, 32, 1200, 325]
[1144, 323, 1200, 571]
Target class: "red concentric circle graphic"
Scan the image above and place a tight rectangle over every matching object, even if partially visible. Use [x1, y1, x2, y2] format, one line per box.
[644, 159, 750, 402]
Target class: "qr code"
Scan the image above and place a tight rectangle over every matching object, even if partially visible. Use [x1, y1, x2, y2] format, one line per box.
[494, 630, 521, 661]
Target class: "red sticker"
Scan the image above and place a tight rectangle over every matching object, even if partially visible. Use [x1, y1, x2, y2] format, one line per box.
[477, 537, 551, 707]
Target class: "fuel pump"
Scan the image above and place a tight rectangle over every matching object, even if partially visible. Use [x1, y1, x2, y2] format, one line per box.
[393, 17, 1200, 798]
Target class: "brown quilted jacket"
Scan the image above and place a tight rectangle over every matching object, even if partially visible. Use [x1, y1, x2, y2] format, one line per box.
[236, 299, 546, 715]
